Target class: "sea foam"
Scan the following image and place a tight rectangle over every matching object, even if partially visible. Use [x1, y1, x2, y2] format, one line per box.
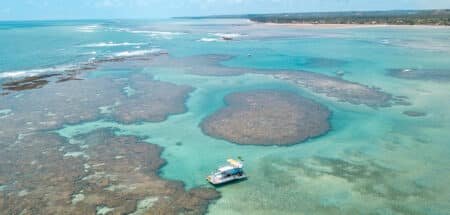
[0, 65, 78, 79]
[79, 42, 147, 48]
[198, 38, 221, 42]
[198, 33, 247, 42]
[0, 48, 163, 79]
[77, 25, 99, 33]
[210, 33, 246, 38]
[117, 28, 186, 39]
[113, 49, 163, 57]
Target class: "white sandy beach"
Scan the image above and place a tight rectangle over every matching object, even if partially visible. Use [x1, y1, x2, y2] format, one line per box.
[256, 22, 450, 29]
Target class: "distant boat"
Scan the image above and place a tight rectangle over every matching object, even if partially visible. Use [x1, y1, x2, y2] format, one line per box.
[206, 159, 247, 185]
[222, 36, 233, 41]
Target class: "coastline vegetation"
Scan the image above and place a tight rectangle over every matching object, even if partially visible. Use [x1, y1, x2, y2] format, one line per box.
[179, 9, 450, 26]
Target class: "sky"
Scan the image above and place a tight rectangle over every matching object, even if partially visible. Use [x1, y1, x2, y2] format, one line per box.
[1, 0, 449, 21]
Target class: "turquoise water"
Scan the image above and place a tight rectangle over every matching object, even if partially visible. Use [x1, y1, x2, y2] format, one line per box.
[1, 20, 450, 214]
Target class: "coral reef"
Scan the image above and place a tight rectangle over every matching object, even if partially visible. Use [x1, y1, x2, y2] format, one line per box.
[112, 74, 194, 124]
[201, 90, 330, 145]
[146, 54, 405, 108]
[273, 72, 401, 108]
[0, 74, 194, 144]
[0, 129, 219, 215]
[0, 77, 124, 144]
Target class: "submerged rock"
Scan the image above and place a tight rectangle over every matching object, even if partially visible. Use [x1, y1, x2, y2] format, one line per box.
[302, 57, 348, 68]
[0, 51, 163, 95]
[112, 74, 194, 124]
[336, 70, 345, 76]
[250, 156, 439, 214]
[0, 74, 195, 143]
[403, 111, 427, 117]
[2, 74, 60, 91]
[0, 77, 124, 144]
[143, 54, 404, 108]
[388, 68, 450, 82]
[273, 72, 399, 108]
[201, 90, 330, 145]
[1, 54, 406, 109]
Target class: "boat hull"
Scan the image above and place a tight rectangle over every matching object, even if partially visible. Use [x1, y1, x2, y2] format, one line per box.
[207, 174, 247, 185]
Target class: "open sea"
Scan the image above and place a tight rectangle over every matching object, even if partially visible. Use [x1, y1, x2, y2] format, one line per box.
[0, 19, 449, 214]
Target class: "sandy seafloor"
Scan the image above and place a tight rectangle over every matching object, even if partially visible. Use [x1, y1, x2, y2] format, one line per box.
[1, 19, 450, 214]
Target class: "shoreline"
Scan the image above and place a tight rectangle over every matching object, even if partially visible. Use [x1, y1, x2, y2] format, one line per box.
[254, 21, 450, 29]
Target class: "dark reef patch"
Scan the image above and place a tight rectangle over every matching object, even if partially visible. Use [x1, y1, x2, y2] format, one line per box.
[0, 74, 194, 144]
[201, 90, 330, 145]
[56, 76, 84, 83]
[1, 53, 408, 109]
[0, 129, 219, 215]
[273, 72, 403, 108]
[2, 73, 60, 91]
[256, 156, 439, 215]
[0, 72, 201, 214]
[0, 51, 165, 95]
[388, 68, 450, 82]
[143, 54, 249, 76]
[301, 57, 348, 68]
[0, 77, 124, 144]
[144, 54, 406, 108]
[403, 111, 427, 117]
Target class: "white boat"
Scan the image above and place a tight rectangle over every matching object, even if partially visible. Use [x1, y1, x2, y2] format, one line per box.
[207, 159, 247, 185]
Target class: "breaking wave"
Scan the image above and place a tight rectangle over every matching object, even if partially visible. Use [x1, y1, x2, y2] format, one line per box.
[210, 33, 246, 38]
[198, 38, 221, 42]
[116, 28, 186, 38]
[77, 25, 99, 33]
[113, 49, 163, 57]
[0, 49, 165, 79]
[0, 64, 78, 79]
[79, 42, 147, 48]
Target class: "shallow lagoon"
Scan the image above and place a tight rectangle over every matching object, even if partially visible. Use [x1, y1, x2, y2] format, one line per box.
[1, 19, 450, 214]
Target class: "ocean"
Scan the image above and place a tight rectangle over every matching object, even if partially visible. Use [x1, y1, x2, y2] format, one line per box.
[0, 19, 449, 214]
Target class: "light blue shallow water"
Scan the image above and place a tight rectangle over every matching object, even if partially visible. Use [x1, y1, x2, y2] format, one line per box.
[1, 19, 450, 214]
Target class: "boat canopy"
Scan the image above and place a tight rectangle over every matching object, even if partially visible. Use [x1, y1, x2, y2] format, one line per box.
[217, 165, 236, 173]
[227, 159, 243, 168]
